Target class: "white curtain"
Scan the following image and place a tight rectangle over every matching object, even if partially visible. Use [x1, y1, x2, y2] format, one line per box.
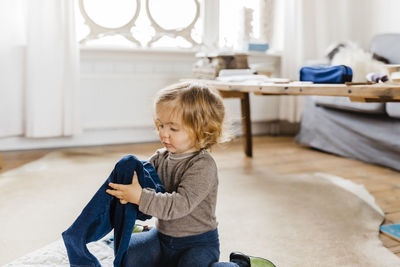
[0, 0, 80, 139]
[279, 0, 309, 123]
[277, 0, 400, 123]
[0, 0, 26, 138]
[279, 0, 330, 123]
[25, 0, 80, 137]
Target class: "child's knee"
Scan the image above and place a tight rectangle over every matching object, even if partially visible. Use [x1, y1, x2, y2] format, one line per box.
[116, 155, 139, 170]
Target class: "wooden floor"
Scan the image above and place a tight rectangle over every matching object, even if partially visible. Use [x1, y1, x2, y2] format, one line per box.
[1, 136, 399, 256]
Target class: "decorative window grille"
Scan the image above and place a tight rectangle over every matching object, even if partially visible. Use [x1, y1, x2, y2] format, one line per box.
[76, 0, 276, 50]
[77, 0, 202, 48]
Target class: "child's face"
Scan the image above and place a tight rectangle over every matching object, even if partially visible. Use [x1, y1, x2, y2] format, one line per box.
[155, 102, 197, 154]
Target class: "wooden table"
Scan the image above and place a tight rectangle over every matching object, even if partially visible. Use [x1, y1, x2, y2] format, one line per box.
[190, 80, 400, 157]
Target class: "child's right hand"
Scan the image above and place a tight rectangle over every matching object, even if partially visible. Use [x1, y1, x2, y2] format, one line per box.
[106, 172, 143, 205]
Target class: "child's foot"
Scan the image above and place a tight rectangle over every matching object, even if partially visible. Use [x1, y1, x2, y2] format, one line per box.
[230, 252, 276, 267]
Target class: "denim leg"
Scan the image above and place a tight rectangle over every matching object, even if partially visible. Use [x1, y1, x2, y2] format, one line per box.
[155, 229, 221, 267]
[125, 228, 162, 267]
[62, 155, 163, 267]
[210, 262, 239, 267]
[177, 246, 220, 267]
[111, 155, 142, 266]
[62, 170, 116, 267]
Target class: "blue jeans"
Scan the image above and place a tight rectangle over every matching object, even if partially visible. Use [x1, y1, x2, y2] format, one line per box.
[62, 155, 164, 267]
[125, 228, 239, 267]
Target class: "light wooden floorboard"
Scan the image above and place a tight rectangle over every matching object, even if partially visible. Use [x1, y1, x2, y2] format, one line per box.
[1, 136, 399, 256]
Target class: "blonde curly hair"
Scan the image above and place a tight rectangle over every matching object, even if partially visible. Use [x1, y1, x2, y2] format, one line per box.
[154, 82, 230, 150]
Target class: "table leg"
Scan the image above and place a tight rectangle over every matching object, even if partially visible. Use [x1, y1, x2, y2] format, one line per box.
[240, 93, 252, 157]
[218, 90, 253, 157]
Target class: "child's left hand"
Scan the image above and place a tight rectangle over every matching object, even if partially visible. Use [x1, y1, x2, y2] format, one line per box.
[106, 172, 142, 205]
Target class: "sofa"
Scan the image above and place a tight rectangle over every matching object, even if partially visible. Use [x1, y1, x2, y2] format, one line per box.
[296, 34, 400, 171]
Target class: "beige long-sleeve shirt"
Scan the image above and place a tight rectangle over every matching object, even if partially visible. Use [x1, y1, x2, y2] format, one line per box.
[138, 148, 218, 237]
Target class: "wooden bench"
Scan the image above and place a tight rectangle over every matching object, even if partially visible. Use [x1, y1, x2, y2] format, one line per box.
[189, 80, 400, 157]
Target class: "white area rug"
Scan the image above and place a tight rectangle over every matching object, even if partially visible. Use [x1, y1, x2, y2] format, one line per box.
[1, 151, 399, 266]
[6, 239, 113, 267]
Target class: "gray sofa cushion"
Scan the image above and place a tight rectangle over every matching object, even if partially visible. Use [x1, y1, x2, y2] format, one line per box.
[311, 96, 386, 114]
[370, 34, 400, 64]
[297, 97, 400, 172]
[386, 103, 400, 118]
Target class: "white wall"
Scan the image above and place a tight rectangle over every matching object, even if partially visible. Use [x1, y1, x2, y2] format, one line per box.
[0, 48, 281, 151]
[299, 0, 400, 61]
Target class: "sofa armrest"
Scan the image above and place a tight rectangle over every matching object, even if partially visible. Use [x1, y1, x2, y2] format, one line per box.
[386, 103, 400, 118]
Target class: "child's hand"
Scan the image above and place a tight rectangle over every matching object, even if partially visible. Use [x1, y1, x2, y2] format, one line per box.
[106, 172, 142, 205]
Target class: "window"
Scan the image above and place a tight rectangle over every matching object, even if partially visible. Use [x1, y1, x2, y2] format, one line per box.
[76, 0, 203, 48]
[76, 0, 276, 50]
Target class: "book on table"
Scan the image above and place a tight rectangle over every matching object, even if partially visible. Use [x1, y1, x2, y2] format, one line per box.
[380, 224, 400, 241]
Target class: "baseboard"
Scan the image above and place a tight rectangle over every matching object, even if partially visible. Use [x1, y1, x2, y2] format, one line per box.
[0, 127, 159, 151]
[0, 121, 299, 151]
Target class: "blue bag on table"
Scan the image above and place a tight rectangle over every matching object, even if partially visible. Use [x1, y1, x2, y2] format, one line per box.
[300, 65, 353, 83]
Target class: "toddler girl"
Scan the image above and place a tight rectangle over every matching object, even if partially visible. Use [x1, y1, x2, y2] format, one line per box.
[107, 82, 274, 266]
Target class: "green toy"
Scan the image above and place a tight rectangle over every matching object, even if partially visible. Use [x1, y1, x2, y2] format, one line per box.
[230, 252, 276, 267]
